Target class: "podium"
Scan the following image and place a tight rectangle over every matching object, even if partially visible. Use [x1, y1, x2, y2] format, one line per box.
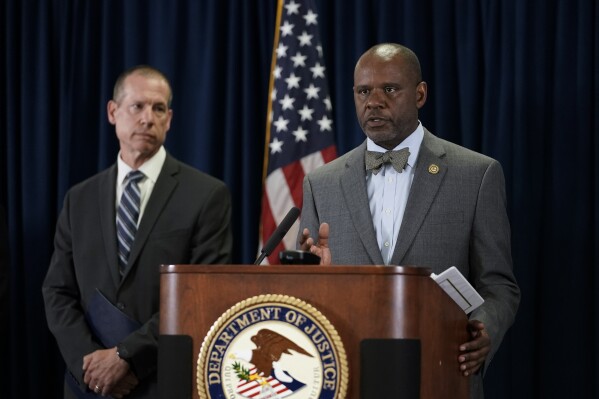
[159, 264, 469, 398]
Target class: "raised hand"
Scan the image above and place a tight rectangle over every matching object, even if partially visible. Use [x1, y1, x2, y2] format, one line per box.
[299, 223, 331, 265]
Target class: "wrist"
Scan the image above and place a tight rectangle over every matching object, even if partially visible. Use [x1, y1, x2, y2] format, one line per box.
[116, 344, 131, 364]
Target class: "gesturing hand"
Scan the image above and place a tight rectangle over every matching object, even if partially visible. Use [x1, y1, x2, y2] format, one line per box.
[298, 222, 331, 265]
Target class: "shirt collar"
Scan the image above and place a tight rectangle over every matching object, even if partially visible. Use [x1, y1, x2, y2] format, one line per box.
[116, 146, 166, 185]
[366, 121, 424, 168]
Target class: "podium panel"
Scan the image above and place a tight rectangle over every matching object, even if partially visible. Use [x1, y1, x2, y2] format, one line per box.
[159, 264, 469, 398]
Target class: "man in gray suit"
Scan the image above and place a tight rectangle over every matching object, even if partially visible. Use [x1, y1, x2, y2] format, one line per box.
[43, 66, 232, 398]
[298, 43, 519, 398]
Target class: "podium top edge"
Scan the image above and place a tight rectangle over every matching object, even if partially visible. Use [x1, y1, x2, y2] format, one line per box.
[159, 264, 432, 276]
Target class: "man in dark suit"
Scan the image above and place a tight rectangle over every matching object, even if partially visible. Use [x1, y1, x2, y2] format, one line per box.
[298, 43, 519, 398]
[42, 66, 232, 398]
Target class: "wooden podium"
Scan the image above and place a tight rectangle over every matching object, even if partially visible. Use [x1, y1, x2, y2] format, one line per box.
[159, 264, 469, 398]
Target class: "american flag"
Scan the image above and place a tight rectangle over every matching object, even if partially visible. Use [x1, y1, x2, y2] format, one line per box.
[258, 0, 337, 264]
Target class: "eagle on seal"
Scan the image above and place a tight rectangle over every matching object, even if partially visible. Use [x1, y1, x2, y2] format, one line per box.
[249, 328, 314, 377]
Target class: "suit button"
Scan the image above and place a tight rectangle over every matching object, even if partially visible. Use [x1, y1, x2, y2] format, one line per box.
[116, 302, 125, 310]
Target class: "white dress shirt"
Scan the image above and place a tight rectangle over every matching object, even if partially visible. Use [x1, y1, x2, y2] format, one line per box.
[366, 123, 424, 264]
[115, 146, 166, 226]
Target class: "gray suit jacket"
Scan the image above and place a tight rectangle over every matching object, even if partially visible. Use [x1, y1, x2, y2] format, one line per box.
[299, 129, 519, 398]
[43, 154, 232, 398]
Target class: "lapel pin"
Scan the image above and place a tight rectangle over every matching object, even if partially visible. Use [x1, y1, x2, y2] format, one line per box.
[428, 164, 440, 174]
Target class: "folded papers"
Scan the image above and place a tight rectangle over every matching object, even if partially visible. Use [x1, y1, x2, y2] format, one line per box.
[431, 266, 484, 314]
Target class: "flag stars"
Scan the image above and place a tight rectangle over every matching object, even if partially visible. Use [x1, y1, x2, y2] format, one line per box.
[298, 105, 314, 121]
[274, 66, 282, 79]
[280, 21, 294, 37]
[276, 43, 289, 58]
[298, 31, 313, 47]
[271, 88, 277, 101]
[317, 115, 333, 131]
[291, 52, 307, 67]
[310, 63, 325, 79]
[316, 45, 323, 58]
[292, 127, 309, 142]
[304, 9, 318, 25]
[285, 0, 300, 15]
[324, 96, 332, 111]
[285, 73, 301, 89]
[273, 116, 290, 132]
[269, 137, 284, 154]
[304, 84, 320, 99]
[279, 94, 295, 110]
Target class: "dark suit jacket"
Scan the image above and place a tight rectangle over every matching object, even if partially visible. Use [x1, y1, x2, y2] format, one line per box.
[42, 154, 232, 398]
[299, 130, 520, 398]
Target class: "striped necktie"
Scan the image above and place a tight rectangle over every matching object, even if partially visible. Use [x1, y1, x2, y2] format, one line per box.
[116, 170, 145, 275]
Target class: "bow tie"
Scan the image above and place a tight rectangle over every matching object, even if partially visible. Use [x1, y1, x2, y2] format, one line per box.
[365, 148, 410, 175]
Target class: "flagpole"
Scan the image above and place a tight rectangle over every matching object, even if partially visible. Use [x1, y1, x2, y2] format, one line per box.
[257, 0, 285, 258]
[261, 0, 284, 185]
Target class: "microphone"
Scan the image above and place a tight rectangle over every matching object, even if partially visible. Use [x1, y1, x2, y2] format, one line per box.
[254, 207, 301, 265]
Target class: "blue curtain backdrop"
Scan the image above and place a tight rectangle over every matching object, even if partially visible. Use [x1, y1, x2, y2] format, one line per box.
[1, 0, 598, 398]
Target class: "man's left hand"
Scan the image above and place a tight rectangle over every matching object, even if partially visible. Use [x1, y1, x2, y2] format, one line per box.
[83, 347, 130, 396]
[458, 319, 491, 377]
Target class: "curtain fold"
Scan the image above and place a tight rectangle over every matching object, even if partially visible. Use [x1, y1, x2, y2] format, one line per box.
[2, 0, 597, 397]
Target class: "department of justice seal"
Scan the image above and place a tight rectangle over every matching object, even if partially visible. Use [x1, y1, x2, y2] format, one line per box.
[197, 294, 348, 399]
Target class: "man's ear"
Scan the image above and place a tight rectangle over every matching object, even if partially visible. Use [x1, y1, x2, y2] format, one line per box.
[165, 109, 173, 131]
[416, 81, 427, 109]
[107, 100, 118, 125]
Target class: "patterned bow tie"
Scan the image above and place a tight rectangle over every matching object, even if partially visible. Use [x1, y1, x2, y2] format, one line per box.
[365, 148, 410, 175]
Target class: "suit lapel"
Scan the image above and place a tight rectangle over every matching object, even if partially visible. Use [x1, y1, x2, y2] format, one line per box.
[122, 155, 179, 281]
[340, 141, 384, 265]
[98, 166, 122, 287]
[391, 130, 447, 265]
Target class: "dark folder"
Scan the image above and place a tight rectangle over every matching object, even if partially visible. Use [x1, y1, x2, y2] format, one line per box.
[84, 288, 141, 348]
[68, 289, 142, 398]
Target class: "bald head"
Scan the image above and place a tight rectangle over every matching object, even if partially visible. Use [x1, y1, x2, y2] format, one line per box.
[355, 43, 422, 84]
